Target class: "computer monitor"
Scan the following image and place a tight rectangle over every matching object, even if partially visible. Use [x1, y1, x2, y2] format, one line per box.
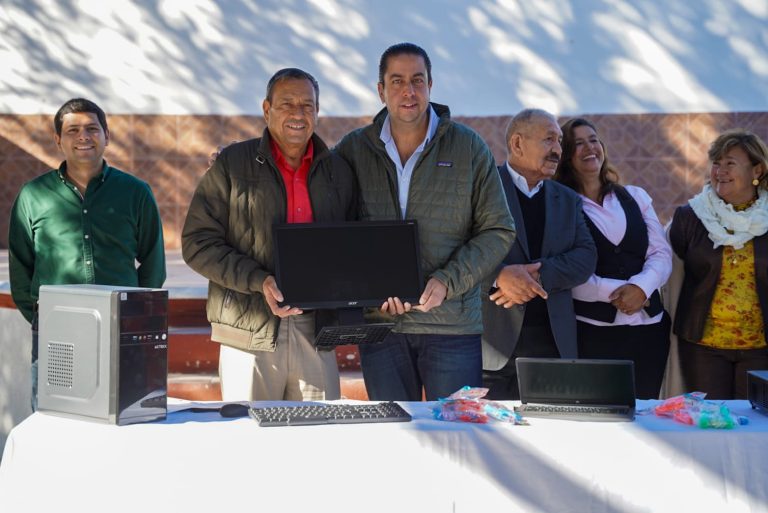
[273, 221, 423, 309]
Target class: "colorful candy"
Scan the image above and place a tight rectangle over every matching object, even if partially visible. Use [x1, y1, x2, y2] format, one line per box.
[652, 392, 748, 429]
[432, 386, 528, 425]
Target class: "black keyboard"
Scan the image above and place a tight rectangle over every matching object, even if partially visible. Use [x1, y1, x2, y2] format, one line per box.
[249, 402, 412, 427]
[314, 324, 393, 348]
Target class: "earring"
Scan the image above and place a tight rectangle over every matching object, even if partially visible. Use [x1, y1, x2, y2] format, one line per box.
[753, 179, 761, 187]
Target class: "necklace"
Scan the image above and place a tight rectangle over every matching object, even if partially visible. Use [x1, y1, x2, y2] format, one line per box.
[733, 196, 758, 211]
[724, 245, 749, 266]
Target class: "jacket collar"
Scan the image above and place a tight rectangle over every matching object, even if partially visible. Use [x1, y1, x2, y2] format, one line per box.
[256, 129, 331, 164]
[366, 102, 451, 149]
[504, 161, 545, 198]
[498, 169, 561, 259]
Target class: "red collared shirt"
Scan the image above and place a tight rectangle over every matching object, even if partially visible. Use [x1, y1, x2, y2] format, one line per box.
[270, 139, 314, 223]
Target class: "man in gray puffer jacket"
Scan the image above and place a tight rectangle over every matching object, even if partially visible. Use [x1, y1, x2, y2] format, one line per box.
[335, 43, 516, 401]
[182, 68, 358, 401]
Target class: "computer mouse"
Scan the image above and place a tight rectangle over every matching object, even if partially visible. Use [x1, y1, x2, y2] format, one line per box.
[219, 403, 249, 418]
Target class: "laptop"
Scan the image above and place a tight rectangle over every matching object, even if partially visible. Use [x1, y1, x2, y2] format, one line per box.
[514, 358, 636, 422]
[272, 221, 423, 348]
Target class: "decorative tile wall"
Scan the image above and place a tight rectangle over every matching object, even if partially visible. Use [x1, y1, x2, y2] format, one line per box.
[2, 112, 766, 249]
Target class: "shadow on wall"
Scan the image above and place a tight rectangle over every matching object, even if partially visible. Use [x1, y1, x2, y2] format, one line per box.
[0, 112, 375, 250]
[0, 125, 54, 248]
[2, 1, 767, 116]
[0, 114, 258, 249]
[1, 111, 767, 250]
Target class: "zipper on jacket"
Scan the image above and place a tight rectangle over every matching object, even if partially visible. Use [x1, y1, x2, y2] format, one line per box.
[305, 150, 330, 219]
[380, 152, 403, 220]
[258, 150, 289, 221]
[365, 109, 449, 220]
[364, 137, 404, 220]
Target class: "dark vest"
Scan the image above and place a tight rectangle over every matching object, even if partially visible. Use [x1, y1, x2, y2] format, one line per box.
[573, 187, 662, 322]
[516, 187, 548, 326]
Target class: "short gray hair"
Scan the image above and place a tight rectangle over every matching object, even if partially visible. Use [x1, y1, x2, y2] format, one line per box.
[505, 108, 556, 149]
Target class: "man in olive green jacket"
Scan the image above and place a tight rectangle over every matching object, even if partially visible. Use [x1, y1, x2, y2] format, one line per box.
[335, 43, 515, 401]
[182, 69, 357, 401]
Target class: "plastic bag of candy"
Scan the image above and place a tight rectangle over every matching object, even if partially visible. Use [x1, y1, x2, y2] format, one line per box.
[652, 392, 748, 429]
[432, 386, 527, 425]
[688, 402, 748, 429]
[653, 391, 706, 418]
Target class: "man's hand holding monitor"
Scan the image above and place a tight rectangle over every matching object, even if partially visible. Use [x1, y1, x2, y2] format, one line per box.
[380, 277, 447, 315]
[262, 275, 303, 318]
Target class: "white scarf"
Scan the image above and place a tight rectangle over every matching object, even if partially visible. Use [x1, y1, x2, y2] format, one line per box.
[688, 184, 768, 249]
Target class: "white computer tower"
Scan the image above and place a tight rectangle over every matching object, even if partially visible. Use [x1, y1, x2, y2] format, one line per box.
[37, 284, 168, 425]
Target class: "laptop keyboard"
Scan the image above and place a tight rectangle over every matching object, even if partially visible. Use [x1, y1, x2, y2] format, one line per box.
[249, 402, 412, 427]
[514, 404, 634, 421]
[314, 324, 393, 348]
[517, 405, 630, 415]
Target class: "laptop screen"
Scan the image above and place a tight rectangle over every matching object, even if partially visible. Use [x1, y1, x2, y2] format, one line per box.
[516, 358, 636, 407]
[273, 221, 423, 309]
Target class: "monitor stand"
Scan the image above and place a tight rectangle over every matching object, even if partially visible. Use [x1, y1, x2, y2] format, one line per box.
[337, 307, 365, 326]
[313, 308, 394, 348]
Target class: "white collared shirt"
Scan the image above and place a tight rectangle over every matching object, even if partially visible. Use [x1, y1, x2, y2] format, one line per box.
[506, 162, 544, 198]
[380, 105, 439, 218]
[572, 185, 673, 326]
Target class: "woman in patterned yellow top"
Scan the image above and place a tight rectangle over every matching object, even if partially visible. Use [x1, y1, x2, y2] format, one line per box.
[669, 129, 768, 399]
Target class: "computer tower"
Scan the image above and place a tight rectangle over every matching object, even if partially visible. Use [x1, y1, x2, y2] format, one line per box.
[748, 370, 768, 415]
[37, 284, 168, 425]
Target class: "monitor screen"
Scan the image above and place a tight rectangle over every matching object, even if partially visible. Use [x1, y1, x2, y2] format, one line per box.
[516, 358, 635, 407]
[273, 221, 423, 309]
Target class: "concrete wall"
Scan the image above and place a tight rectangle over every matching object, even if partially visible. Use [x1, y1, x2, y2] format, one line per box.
[2, 0, 767, 116]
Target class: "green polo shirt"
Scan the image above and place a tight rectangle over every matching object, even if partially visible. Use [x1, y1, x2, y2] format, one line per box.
[8, 161, 166, 333]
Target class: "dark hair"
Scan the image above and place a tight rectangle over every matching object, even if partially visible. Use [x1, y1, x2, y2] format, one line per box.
[54, 98, 108, 136]
[378, 42, 432, 84]
[555, 117, 619, 202]
[265, 68, 320, 104]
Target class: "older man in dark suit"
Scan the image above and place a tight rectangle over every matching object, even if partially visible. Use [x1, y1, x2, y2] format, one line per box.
[481, 109, 597, 399]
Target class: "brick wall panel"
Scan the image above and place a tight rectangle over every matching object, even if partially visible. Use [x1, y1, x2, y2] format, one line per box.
[1, 112, 766, 249]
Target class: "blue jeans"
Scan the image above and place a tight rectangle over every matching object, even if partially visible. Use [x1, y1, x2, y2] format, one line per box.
[31, 359, 38, 412]
[359, 333, 482, 401]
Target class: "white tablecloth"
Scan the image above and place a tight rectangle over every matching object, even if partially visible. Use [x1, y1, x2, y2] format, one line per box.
[1, 400, 767, 513]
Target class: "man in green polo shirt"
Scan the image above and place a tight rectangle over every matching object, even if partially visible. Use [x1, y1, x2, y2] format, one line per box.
[8, 98, 166, 409]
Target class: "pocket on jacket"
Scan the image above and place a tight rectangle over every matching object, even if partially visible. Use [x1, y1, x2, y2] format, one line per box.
[439, 295, 464, 315]
[223, 289, 255, 321]
[223, 289, 233, 309]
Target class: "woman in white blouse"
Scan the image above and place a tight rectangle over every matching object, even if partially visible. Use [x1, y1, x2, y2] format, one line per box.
[555, 118, 673, 399]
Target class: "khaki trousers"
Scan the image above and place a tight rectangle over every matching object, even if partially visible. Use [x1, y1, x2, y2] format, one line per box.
[219, 312, 340, 401]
